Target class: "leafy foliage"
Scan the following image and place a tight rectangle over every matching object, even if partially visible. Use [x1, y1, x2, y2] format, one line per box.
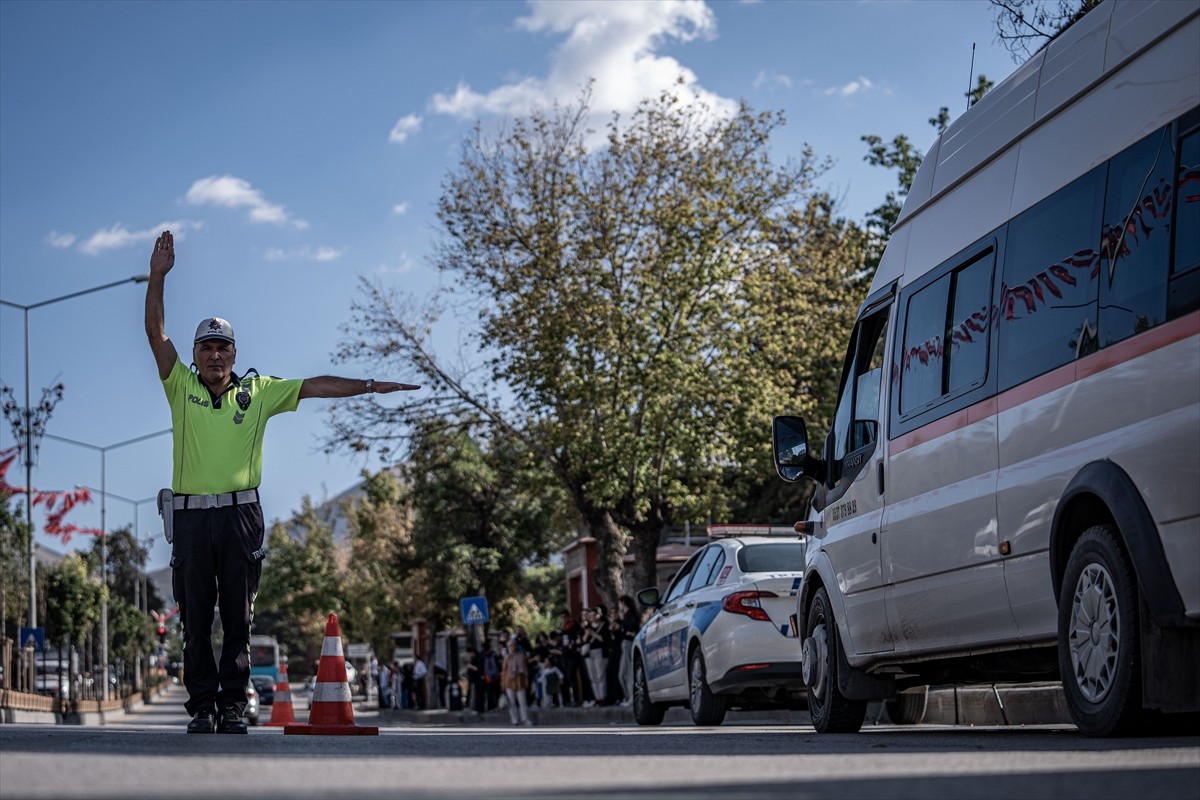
[391, 422, 569, 629]
[44, 553, 103, 647]
[0, 492, 31, 642]
[860, 75, 994, 274]
[326, 86, 866, 603]
[255, 499, 343, 672]
[107, 595, 154, 663]
[82, 526, 164, 613]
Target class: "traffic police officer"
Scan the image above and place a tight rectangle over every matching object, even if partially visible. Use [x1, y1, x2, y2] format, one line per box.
[144, 230, 418, 734]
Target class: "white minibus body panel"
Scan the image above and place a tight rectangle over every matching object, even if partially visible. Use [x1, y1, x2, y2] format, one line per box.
[781, 0, 1200, 737]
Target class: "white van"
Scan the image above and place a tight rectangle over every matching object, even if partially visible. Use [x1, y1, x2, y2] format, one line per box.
[772, 0, 1199, 737]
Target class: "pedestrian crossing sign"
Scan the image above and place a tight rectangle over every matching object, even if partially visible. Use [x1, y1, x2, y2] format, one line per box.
[460, 596, 489, 625]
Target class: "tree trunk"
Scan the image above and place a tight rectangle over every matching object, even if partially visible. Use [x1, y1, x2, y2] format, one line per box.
[578, 504, 627, 610]
[628, 521, 661, 599]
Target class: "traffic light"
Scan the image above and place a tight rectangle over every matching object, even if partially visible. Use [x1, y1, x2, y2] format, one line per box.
[158, 622, 166, 642]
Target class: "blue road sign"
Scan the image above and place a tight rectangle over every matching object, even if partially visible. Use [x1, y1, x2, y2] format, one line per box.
[19, 627, 45, 652]
[460, 596, 489, 625]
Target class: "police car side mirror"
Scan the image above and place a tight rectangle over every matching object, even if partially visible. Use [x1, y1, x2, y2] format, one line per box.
[636, 586, 661, 609]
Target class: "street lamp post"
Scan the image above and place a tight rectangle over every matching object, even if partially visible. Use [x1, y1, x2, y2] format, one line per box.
[44, 429, 170, 701]
[0, 275, 148, 632]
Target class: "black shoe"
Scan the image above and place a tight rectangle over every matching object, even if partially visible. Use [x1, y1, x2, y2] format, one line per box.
[216, 706, 247, 734]
[186, 708, 217, 734]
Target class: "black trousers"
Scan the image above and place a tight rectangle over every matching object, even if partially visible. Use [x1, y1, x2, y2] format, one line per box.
[171, 501, 265, 717]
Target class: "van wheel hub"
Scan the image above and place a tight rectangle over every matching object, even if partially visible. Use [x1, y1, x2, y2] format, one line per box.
[802, 626, 828, 697]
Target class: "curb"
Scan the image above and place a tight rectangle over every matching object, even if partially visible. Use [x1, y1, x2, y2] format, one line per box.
[358, 682, 1072, 728]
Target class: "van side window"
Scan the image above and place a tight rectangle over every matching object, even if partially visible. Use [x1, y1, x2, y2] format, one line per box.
[900, 250, 994, 414]
[830, 309, 888, 489]
[1099, 127, 1174, 347]
[1170, 126, 1200, 318]
[999, 166, 1105, 391]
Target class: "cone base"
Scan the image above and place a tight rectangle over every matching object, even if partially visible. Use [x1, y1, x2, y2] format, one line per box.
[283, 724, 379, 736]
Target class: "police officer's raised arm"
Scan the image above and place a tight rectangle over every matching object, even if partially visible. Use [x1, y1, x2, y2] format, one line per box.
[145, 230, 179, 380]
[298, 376, 420, 400]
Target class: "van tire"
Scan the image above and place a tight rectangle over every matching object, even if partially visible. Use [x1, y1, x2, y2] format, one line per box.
[885, 687, 928, 725]
[632, 657, 666, 726]
[1058, 524, 1145, 737]
[688, 650, 727, 726]
[806, 587, 867, 733]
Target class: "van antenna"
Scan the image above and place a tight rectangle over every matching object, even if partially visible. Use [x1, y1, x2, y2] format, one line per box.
[967, 42, 977, 111]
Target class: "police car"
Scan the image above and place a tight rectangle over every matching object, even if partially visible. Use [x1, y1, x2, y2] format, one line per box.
[632, 525, 808, 726]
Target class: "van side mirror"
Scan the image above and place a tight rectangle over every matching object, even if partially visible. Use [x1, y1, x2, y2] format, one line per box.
[636, 586, 661, 609]
[773, 415, 824, 484]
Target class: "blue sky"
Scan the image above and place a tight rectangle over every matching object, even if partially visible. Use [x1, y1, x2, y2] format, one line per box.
[0, 0, 1020, 571]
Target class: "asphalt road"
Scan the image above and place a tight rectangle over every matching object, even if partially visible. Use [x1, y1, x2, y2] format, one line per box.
[1, 685, 1196, 800]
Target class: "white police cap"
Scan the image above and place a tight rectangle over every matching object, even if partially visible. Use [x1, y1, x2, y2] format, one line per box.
[194, 317, 235, 345]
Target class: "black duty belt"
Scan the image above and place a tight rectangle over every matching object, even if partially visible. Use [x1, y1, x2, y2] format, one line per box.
[172, 489, 259, 510]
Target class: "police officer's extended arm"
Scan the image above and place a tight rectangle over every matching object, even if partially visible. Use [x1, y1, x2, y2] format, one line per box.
[145, 230, 179, 380]
[298, 376, 420, 400]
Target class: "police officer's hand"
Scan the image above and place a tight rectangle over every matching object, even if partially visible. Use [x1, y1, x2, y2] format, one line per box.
[372, 381, 420, 394]
[151, 230, 174, 277]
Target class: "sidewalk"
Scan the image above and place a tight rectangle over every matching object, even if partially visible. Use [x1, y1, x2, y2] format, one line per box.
[2, 680, 1072, 728]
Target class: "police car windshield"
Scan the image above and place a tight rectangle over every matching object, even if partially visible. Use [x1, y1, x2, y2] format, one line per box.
[737, 542, 806, 573]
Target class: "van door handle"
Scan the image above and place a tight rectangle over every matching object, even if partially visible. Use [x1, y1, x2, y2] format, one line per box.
[877, 462, 885, 495]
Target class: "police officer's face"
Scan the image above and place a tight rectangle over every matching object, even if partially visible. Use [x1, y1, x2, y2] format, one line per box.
[194, 339, 236, 387]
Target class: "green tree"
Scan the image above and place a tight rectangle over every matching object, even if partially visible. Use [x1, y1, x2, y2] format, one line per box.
[328, 87, 851, 603]
[255, 499, 342, 672]
[861, 75, 994, 273]
[83, 526, 164, 613]
[514, 562, 567, 632]
[394, 422, 569, 630]
[729, 194, 870, 522]
[108, 596, 153, 664]
[0, 492, 31, 643]
[342, 468, 411, 659]
[44, 553, 103, 649]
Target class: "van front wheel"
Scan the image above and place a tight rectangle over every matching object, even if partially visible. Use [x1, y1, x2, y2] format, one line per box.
[804, 587, 867, 733]
[1058, 524, 1144, 737]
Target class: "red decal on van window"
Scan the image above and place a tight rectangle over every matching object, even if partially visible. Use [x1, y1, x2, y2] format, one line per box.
[716, 565, 732, 586]
[902, 178, 1178, 381]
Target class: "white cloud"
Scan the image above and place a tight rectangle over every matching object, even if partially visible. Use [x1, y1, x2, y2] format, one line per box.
[263, 245, 345, 262]
[752, 69, 792, 90]
[44, 230, 76, 249]
[184, 175, 307, 229]
[389, 113, 422, 144]
[392, 202, 410, 216]
[824, 76, 874, 97]
[426, 1, 736, 134]
[375, 251, 417, 275]
[78, 220, 198, 256]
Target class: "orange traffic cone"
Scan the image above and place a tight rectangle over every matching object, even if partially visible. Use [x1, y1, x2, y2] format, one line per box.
[284, 613, 378, 735]
[265, 662, 296, 727]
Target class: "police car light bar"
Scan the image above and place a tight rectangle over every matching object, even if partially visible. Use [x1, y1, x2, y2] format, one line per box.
[707, 524, 800, 539]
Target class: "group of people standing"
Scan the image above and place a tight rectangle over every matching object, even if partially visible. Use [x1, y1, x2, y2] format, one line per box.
[464, 595, 642, 725]
[374, 655, 429, 710]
